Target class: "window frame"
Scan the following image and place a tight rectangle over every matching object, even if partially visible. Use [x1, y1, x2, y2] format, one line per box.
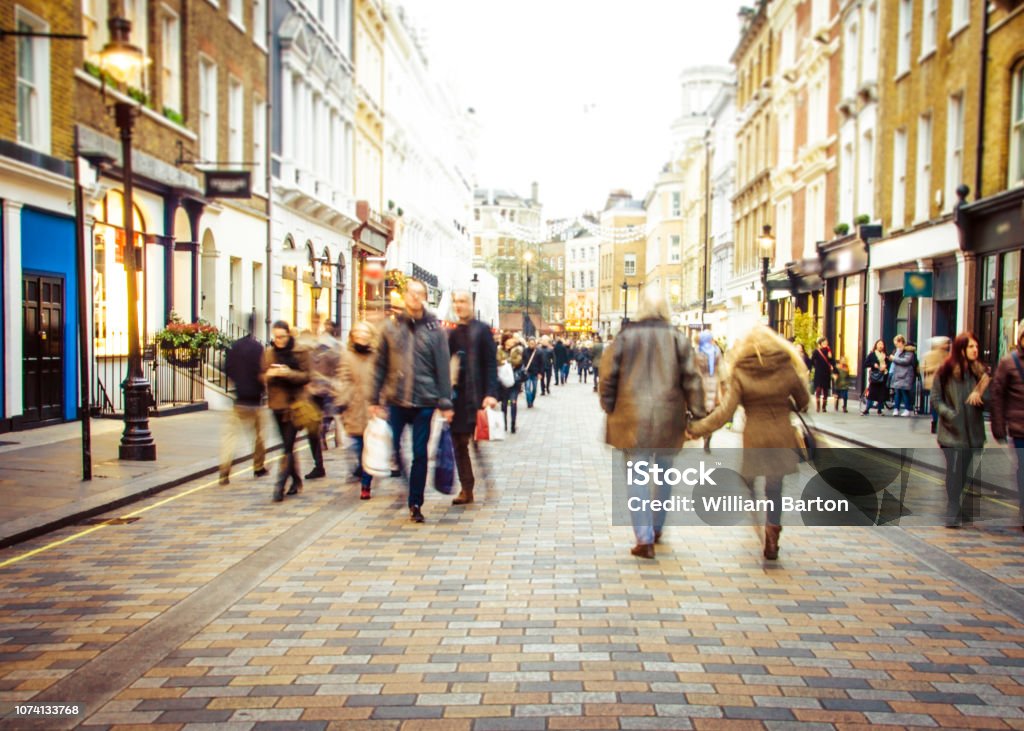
[896, 0, 912, 77]
[920, 0, 937, 59]
[15, 6, 51, 153]
[1010, 63, 1024, 188]
[914, 114, 933, 224]
[945, 92, 964, 212]
[160, 6, 182, 114]
[198, 56, 218, 163]
[624, 254, 637, 277]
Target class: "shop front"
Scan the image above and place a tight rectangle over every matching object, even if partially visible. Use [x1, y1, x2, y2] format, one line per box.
[819, 234, 869, 383]
[955, 186, 1024, 370]
[352, 201, 393, 325]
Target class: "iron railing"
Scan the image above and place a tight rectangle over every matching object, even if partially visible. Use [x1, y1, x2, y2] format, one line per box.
[204, 317, 264, 394]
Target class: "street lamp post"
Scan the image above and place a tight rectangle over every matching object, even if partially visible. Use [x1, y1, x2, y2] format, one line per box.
[523, 250, 533, 335]
[621, 279, 629, 324]
[311, 257, 324, 322]
[100, 7, 155, 460]
[470, 272, 480, 320]
[758, 224, 775, 319]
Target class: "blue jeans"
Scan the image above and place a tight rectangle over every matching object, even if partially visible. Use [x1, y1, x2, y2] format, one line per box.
[626, 451, 673, 545]
[894, 388, 913, 412]
[388, 406, 435, 509]
[348, 435, 373, 488]
[524, 375, 537, 406]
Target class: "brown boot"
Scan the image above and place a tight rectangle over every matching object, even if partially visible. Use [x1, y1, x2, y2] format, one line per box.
[631, 543, 655, 559]
[764, 524, 782, 560]
[452, 489, 474, 505]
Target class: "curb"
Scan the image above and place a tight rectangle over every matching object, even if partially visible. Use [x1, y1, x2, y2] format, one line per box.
[0, 442, 284, 551]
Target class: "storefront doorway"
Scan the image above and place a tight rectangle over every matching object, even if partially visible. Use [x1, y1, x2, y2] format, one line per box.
[22, 273, 64, 424]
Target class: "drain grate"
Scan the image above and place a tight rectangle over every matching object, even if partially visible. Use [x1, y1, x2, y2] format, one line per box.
[79, 516, 141, 525]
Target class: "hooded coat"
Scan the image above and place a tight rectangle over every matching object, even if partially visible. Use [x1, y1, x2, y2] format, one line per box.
[335, 339, 376, 436]
[890, 345, 918, 390]
[599, 319, 705, 450]
[688, 326, 811, 479]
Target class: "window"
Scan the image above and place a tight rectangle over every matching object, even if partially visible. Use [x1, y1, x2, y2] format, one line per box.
[811, 0, 828, 32]
[229, 0, 243, 28]
[897, 0, 912, 76]
[199, 58, 218, 162]
[858, 129, 874, 221]
[253, 96, 266, 193]
[558, 256, 564, 270]
[571, 248, 576, 262]
[474, 237, 482, 256]
[840, 142, 855, 226]
[253, 0, 265, 43]
[590, 246, 595, 261]
[670, 234, 681, 263]
[228, 77, 243, 165]
[862, 2, 878, 84]
[951, 0, 969, 35]
[589, 271, 595, 288]
[808, 76, 827, 143]
[1010, 64, 1024, 187]
[671, 191, 681, 216]
[778, 105, 794, 168]
[946, 93, 964, 212]
[892, 129, 908, 228]
[843, 21, 859, 99]
[161, 9, 181, 113]
[624, 254, 636, 276]
[915, 114, 933, 223]
[15, 9, 50, 152]
[921, 0, 937, 57]
[571, 272, 576, 289]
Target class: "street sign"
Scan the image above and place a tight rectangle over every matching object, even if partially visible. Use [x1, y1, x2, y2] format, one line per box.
[204, 170, 252, 199]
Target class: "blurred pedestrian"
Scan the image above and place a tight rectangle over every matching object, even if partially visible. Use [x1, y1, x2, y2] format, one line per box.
[538, 336, 554, 395]
[554, 338, 569, 385]
[447, 291, 500, 505]
[933, 332, 990, 527]
[302, 316, 342, 479]
[219, 314, 268, 485]
[590, 335, 605, 393]
[811, 336, 835, 413]
[687, 325, 811, 560]
[600, 289, 705, 559]
[991, 319, 1024, 531]
[694, 329, 725, 453]
[922, 336, 950, 434]
[522, 337, 543, 407]
[577, 342, 592, 384]
[335, 321, 377, 500]
[264, 321, 311, 502]
[832, 355, 851, 413]
[498, 335, 524, 433]
[861, 339, 888, 415]
[370, 278, 454, 524]
[889, 334, 918, 416]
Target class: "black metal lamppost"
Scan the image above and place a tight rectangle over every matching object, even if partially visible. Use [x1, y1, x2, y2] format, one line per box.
[100, 3, 155, 460]
[759, 224, 775, 319]
[621, 279, 629, 324]
[470, 272, 480, 320]
[523, 250, 533, 333]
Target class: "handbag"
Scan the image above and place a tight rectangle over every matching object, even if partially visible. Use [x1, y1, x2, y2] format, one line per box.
[362, 417, 394, 477]
[486, 407, 505, 441]
[869, 368, 885, 383]
[498, 361, 516, 388]
[434, 424, 456, 494]
[290, 398, 322, 432]
[791, 402, 817, 463]
[475, 409, 490, 441]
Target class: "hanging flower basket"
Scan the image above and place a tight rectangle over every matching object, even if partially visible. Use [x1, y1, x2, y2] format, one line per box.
[154, 313, 227, 367]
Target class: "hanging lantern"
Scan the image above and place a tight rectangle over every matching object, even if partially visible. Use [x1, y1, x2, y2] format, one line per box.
[363, 258, 385, 283]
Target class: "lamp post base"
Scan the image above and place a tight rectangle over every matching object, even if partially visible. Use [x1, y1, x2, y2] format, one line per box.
[119, 376, 157, 461]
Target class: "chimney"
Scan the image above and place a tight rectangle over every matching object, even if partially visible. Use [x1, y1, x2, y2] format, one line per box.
[531, 181, 539, 203]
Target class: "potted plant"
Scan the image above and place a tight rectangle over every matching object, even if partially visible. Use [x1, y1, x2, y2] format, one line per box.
[154, 313, 226, 367]
[833, 222, 850, 236]
[854, 213, 871, 225]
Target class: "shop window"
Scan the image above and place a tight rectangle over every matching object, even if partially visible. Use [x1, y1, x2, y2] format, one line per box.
[93, 191, 147, 356]
[999, 250, 1020, 359]
[1010, 63, 1024, 188]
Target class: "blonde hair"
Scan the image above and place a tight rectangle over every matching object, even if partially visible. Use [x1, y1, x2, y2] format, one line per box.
[636, 287, 671, 322]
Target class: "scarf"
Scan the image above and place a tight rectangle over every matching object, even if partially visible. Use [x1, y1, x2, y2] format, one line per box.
[698, 331, 718, 376]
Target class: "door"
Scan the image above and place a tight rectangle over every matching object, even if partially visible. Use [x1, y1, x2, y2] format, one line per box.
[23, 274, 64, 424]
[979, 304, 996, 372]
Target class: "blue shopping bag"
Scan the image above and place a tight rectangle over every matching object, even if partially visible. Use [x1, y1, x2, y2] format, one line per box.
[434, 423, 456, 494]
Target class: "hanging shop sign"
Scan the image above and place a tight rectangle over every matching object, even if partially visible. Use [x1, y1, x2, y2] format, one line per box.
[903, 271, 933, 297]
[204, 170, 252, 199]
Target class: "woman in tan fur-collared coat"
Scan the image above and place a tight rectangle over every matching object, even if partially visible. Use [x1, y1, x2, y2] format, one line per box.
[335, 321, 378, 500]
[687, 325, 811, 560]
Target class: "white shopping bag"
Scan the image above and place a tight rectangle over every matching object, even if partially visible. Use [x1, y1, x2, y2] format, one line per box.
[362, 417, 394, 477]
[486, 407, 505, 441]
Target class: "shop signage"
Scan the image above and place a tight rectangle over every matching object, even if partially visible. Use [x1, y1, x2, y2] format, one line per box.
[903, 271, 933, 297]
[204, 171, 252, 199]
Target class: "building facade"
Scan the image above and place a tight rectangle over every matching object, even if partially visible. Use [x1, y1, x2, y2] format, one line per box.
[597, 192, 646, 336]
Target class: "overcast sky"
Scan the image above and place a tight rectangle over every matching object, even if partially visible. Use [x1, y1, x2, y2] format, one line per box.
[400, 0, 747, 220]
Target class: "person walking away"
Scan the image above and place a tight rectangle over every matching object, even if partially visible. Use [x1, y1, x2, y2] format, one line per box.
[538, 336, 554, 395]
[219, 315, 268, 485]
[590, 335, 605, 393]
[811, 337, 835, 413]
[922, 336, 950, 433]
[522, 338, 542, 407]
[554, 338, 569, 385]
[933, 332, 990, 527]
[302, 318, 342, 479]
[369, 278, 454, 523]
[862, 339, 889, 415]
[600, 290, 705, 559]
[447, 291, 500, 505]
[498, 336, 524, 433]
[889, 335, 918, 416]
[694, 330, 725, 453]
[578, 343, 593, 384]
[833, 356, 851, 413]
[687, 325, 811, 560]
[264, 321, 311, 502]
[991, 319, 1024, 531]
[335, 321, 377, 499]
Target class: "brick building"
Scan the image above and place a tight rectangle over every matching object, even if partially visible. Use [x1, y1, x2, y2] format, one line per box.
[597, 191, 646, 336]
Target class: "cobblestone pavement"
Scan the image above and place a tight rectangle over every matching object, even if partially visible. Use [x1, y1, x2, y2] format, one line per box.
[2, 379, 1024, 730]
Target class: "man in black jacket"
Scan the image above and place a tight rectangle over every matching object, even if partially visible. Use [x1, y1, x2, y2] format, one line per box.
[370, 278, 453, 523]
[554, 338, 569, 385]
[447, 291, 499, 505]
[219, 317, 268, 484]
